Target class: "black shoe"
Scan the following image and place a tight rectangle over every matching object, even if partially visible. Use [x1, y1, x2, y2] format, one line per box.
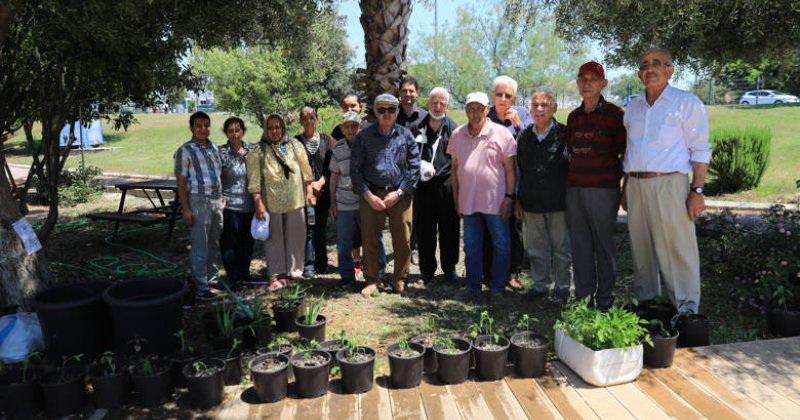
[316, 267, 331, 275]
[302, 269, 315, 278]
[195, 290, 218, 301]
[419, 273, 434, 284]
[527, 289, 548, 301]
[443, 271, 459, 282]
[335, 278, 355, 290]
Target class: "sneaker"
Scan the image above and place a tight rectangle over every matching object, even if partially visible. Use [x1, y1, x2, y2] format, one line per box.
[454, 287, 481, 302]
[361, 283, 379, 297]
[419, 273, 434, 284]
[195, 290, 218, 301]
[268, 278, 288, 292]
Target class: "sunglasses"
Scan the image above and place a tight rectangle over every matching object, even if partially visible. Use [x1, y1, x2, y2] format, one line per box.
[639, 59, 671, 71]
[376, 107, 398, 114]
[494, 92, 513, 99]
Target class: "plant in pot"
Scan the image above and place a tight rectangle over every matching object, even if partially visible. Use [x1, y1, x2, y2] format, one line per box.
[89, 350, 130, 409]
[320, 329, 350, 373]
[0, 351, 43, 420]
[295, 294, 327, 343]
[409, 314, 440, 374]
[469, 311, 510, 381]
[240, 293, 272, 348]
[256, 336, 293, 359]
[336, 336, 375, 394]
[765, 283, 800, 337]
[509, 314, 550, 378]
[211, 338, 243, 386]
[554, 297, 652, 387]
[290, 349, 331, 398]
[387, 338, 425, 389]
[39, 353, 86, 418]
[211, 299, 244, 351]
[169, 329, 199, 388]
[249, 350, 291, 403]
[639, 294, 677, 327]
[432, 336, 472, 385]
[129, 336, 172, 409]
[272, 284, 306, 333]
[182, 359, 225, 409]
[644, 320, 679, 368]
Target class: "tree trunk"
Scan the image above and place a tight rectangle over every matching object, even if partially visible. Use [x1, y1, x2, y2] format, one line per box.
[358, 0, 412, 115]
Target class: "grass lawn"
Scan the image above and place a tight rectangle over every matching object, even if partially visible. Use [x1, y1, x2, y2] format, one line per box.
[6, 104, 799, 202]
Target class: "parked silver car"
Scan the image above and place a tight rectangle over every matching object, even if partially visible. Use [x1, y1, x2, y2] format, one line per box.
[739, 90, 799, 105]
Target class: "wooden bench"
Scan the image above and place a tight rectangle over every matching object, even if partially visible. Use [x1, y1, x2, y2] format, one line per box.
[86, 179, 179, 240]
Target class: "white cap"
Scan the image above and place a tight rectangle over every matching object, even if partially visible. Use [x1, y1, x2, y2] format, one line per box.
[465, 92, 489, 107]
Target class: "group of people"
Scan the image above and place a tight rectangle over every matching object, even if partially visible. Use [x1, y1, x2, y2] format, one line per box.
[175, 47, 711, 316]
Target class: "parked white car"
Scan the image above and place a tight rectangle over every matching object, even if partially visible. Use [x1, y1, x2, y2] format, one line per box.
[739, 90, 799, 105]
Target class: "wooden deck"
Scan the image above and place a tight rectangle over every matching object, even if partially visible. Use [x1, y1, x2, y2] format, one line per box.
[98, 336, 800, 419]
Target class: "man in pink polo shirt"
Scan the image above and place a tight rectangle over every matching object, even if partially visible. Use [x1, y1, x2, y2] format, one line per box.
[448, 92, 517, 303]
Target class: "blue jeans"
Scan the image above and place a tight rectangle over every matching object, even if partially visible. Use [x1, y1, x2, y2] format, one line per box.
[463, 213, 510, 292]
[188, 195, 223, 293]
[336, 209, 386, 281]
[220, 209, 254, 285]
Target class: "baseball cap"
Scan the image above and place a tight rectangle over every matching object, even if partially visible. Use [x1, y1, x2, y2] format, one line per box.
[373, 93, 400, 107]
[465, 92, 489, 107]
[341, 111, 361, 125]
[578, 61, 605, 79]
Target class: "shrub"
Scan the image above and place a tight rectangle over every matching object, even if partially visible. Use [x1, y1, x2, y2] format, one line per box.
[707, 128, 770, 194]
[33, 166, 105, 206]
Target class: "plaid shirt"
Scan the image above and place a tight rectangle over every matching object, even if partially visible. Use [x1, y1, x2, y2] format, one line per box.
[566, 97, 627, 189]
[174, 138, 222, 196]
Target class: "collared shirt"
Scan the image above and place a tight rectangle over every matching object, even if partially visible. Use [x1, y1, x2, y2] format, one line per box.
[412, 114, 455, 180]
[533, 120, 556, 142]
[219, 142, 254, 212]
[329, 138, 360, 211]
[447, 121, 516, 215]
[488, 105, 534, 138]
[174, 137, 222, 196]
[246, 137, 313, 214]
[566, 96, 627, 188]
[623, 85, 712, 173]
[350, 123, 420, 196]
[397, 104, 428, 131]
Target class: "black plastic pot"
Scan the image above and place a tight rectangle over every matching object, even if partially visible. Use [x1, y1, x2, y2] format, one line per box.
[336, 347, 375, 394]
[39, 367, 86, 418]
[34, 281, 112, 360]
[210, 333, 240, 351]
[433, 338, 472, 385]
[168, 351, 199, 388]
[272, 301, 301, 333]
[256, 343, 293, 359]
[103, 278, 187, 356]
[131, 358, 172, 408]
[320, 339, 347, 372]
[644, 330, 679, 368]
[642, 302, 677, 327]
[243, 317, 272, 349]
[182, 358, 225, 409]
[767, 307, 800, 337]
[410, 333, 438, 374]
[676, 314, 710, 347]
[249, 353, 290, 403]
[472, 335, 510, 381]
[387, 342, 425, 389]
[296, 315, 327, 343]
[89, 365, 130, 409]
[210, 350, 243, 386]
[0, 371, 42, 420]
[290, 350, 331, 398]
[510, 332, 549, 378]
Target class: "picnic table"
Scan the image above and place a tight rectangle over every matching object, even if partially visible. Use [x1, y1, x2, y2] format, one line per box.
[87, 179, 179, 240]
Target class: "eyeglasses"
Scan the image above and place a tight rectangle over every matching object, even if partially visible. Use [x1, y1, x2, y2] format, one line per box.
[639, 59, 671, 70]
[376, 107, 398, 114]
[494, 92, 513, 99]
[531, 102, 552, 109]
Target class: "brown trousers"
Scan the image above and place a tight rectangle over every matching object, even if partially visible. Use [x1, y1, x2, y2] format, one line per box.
[359, 191, 413, 288]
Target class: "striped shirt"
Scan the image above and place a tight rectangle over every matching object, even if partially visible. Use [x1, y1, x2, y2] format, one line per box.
[566, 97, 627, 188]
[174, 138, 222, 196]
[329, 139, 360, 211]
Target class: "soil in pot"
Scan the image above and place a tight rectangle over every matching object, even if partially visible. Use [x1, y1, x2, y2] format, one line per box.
[472, 335, 510, 381]
[39, 366, 87, 418]
[168, 350, 199, 388]
[644, 329, 679, 368]
[131, 357, 172, 408]
[89, 364, 130, 409]
[296, 315, 327, 343]
[0, 368, 42, 420]
[387, 342, 425, 389]
[336, 347, 376, 394]
[320, 339, 347, 372]
[767, 307, 800, 337]
[182, 358, 225, 409]
[290, 350, 331, 398]
[433, 338, 472, 385]
[210, 349, 243, 386]
[249, 353, 290, 403]
[272, 300, 302, 333]
[675, 314, 710, 347]
[510, 332, 549, 378]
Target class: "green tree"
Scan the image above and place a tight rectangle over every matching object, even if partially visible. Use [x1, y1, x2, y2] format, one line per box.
[609, 73, 642, 101]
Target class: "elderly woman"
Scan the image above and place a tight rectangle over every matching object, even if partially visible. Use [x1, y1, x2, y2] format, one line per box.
[247, 113, 314, 287]
[295, 106, 335, 277]
[219, 117, 255, 290]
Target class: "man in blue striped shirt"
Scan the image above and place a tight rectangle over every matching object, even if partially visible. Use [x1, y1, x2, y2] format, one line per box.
[174, 111, 224, 301]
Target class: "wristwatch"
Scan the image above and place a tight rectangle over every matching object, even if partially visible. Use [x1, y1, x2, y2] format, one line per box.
[505, 193, 517, 200]
[397, 189, 405, 198]
[691, 186, 704, 195]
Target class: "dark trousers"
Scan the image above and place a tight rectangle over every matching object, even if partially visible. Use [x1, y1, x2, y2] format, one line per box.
[483, 214, 524, 280]
[414, 178, 460, 276]
[220, 209, 254, 285]
[305, 193, 331, 271]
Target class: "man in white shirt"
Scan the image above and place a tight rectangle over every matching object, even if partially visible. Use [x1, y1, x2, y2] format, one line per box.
[623, 48, 712, 316]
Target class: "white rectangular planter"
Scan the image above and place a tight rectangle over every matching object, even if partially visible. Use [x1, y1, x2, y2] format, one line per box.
[554, 330, 643, 387]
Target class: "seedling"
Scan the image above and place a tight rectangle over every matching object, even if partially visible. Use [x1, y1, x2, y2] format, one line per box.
[191, 360, 210, 375]
[58, 354, 84, 383]
[129, 335, 147, 355]
[100, 351, 117, 376]
[302, 293, 325, 325]
[344, 335, 367, 362]
[421, 314, 439, 333]
[140, 359, 155, 376]
[173, 329, 194, 356]
[515, 314, 539, 332]
[398, 339, 410, 353]
[227, 337, 242, 359]
[469, 310, 500, 344]
[433, 336, 456, 352]
[303, 351, 313, 363]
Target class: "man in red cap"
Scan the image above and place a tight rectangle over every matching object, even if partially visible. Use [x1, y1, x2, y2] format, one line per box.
[565, 61, 627, 309]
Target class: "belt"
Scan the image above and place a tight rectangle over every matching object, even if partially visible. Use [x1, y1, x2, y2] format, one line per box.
[627, 171, 678, 179]
[368, 184, 398, 192]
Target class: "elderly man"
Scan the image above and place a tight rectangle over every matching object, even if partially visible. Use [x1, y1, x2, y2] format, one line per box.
[397, 76, 428, 130]
[449, 92, 516, 303]
[623, 48, 711, 316]
[331, 93, 363, 141]
[350, 93, 420, 297]
[411, 87, 460, 284]
[514, 87, 572, 305]
[566, 61, 627, 309]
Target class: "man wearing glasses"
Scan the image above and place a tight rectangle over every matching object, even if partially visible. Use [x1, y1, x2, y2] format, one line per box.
[623, 48, 711, 317]
[566, 61, 627, 310]
[350, 93, 420, 297]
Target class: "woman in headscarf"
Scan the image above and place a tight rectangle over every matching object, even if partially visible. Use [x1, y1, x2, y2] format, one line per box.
[247, 113, 314, 288]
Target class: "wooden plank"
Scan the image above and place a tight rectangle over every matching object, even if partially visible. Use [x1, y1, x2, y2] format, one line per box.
[360, 376, 393, 420]
[536, 364, 600, 420]
[473, 379, 529, 420]
[649, 363, 744, 420]
[549, 362, 636, 420]
[388, 385, 426, 419]
[635, 369, 703, 419]
[294, 392, 327, 419]
[328, 380, 360, 420]
[504, 374, 562, 420]
[446, 376, 494, 420]
[603, 381, 673, 420]
[215, 384, 245, 419]
[418, 374, 462, 420]
[672, 350, 783, 419]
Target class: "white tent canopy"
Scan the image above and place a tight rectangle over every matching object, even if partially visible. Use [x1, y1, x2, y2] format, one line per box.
[59, 119, 105, 148]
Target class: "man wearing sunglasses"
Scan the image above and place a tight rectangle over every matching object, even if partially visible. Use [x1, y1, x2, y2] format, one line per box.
[623, 48, 711, 318]
[350, 93, 421, 298]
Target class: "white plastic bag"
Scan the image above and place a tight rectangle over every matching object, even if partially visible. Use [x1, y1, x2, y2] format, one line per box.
[0, 313, 45, 363]
[251, 213, 270, 241]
